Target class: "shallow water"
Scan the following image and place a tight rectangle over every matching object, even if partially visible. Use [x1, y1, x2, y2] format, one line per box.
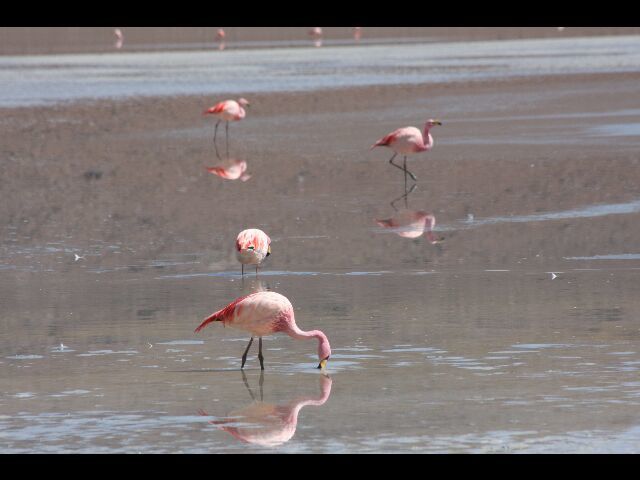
[2, 267, 640, 453]
[1, 35, 640, 107]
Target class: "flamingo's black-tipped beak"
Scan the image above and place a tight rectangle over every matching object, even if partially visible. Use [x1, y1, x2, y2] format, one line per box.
[433, 121, 442, 126]
[317, 357, 329, 369]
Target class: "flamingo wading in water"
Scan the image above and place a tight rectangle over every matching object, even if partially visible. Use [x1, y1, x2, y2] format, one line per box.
[204, 98, 250, 159]
[371, 119, 442, 185]
[236, 228, 271, 275]
[195, 291, 332, 370]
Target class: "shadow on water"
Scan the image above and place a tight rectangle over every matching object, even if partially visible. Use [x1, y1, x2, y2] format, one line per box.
[197, 371, 332, 448]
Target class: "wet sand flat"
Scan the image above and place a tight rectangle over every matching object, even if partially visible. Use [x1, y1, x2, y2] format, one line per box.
[2, 33, 640, 453]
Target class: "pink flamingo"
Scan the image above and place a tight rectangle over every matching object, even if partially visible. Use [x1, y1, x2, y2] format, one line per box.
[308, 27, 323, 47]
[236, 228, 271, 275]
[198, 374, 332, 447]
[114, 28, 124, 49]
[371, 119, 442, 183]
[215, 28, 226, 50]
[206, 159, 251, 182]
[353, 27, 362, 42]
[376, 210, 443, 243]
[195, 291, 332, 370]
[203, 98, 250, 159]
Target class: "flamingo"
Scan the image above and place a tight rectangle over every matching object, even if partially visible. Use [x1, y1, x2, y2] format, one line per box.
[114, 28, 124, 49]
[236, 228, 271, 275]
[215, 28, 226, 50]
[203, 98, 250, 159]
[353, 27, 362, 42]
[308, 27, 323, 47]
[194, 291, 332, 370]
[206, 159, 251, 182]
[371, 119, 442, 185]
[198, 373, 332, 447]
[376, 210, 444, 243]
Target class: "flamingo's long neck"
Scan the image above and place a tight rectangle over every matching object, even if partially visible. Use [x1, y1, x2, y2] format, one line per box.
[422, 126, 434, 151]
[286, 324, 326, 343]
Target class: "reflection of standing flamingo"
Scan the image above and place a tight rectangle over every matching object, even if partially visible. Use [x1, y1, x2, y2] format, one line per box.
[376, 210, 443, 243]
[203, 98, 250, 159]
[235, 228, 271, 275]
[353, 27, 362, 42]
[114, 28, 124, 49]
[308, 27, 323, 47]
[194, 291, 332, 370]
[371, 119, 442, 183]
[215, 28, 226, 50]
[198, 373, 332, 447]
[206, 159, 251, 182]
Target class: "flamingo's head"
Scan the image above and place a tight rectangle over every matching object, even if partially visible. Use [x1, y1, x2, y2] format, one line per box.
[238, 98, 250, 108]
[316, 333, 332, 370]
[426, 119, 442, 128]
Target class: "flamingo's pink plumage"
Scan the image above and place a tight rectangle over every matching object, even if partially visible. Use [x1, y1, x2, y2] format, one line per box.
[371, 119, 442, 181]
[195, 291, 331, 369]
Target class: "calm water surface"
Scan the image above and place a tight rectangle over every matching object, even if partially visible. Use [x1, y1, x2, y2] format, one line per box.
[1, 35, 640, 107]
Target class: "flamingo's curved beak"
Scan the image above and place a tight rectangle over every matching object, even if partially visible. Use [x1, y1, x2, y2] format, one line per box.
[433, 120, 442, 126]
[317, 358, 329, 369]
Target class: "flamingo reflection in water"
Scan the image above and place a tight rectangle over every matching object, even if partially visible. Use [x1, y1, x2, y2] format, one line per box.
[206, 159, 252, 182]
[198, 372, 332, 447]
[375, 184, 444, 244]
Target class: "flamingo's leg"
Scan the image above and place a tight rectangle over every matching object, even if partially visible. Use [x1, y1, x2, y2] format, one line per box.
[258, 337, 265, 371]
[225, 121, 230, 158]
[213, 120, 221, 160]
[241, 336, 254, 369]
[403, 156, 418, 182]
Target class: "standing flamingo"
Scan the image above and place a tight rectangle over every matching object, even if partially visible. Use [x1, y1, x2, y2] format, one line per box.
[215, 28, 226, 50]
[203, 98, 250, 159]
[114, 28, 124, 49]
[308, 27, 323, 47]
[236, 228, 271, 275]
[371, 119, 442, 185]
[353, 27, 362, 42]
[194, 291, 332, 370]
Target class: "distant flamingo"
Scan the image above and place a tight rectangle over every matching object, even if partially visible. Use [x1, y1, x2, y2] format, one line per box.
[114, 28, 124, 49]
[203, 98, 250, 159]
[376, 210, 444, 243]
[371, 119, 442, 184]
[308, 27, 323, 47]
[236, 228, 271, 275]
[215, 28, 226, 50]
[353, 27, 362, 42]
[198, 373, 332, 447]
[195, 291, 332, 370]
[206, 159, 251, 182]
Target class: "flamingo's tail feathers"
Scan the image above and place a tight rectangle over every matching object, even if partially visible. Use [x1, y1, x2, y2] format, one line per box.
[194, 312, 221, 333]
[194, 294, 251, 333]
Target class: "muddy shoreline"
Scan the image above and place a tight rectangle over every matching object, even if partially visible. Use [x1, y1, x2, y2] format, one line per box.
[2, 27, 640, 56]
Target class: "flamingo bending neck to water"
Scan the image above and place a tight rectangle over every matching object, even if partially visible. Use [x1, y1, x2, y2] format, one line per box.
[371, 119, 442, 183]
[195, 291, 332, 370]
